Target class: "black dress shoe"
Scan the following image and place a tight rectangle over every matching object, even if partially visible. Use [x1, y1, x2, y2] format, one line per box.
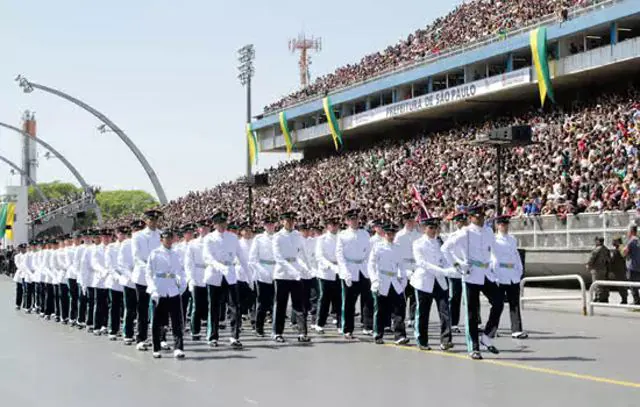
[297, 335, 311, 343]
[374, 338, 384, 345]
[470, 351, 483, 360]
[486, 345, 500, 354]
[274, 335, 286, 343]
[440, 343, 454, 351]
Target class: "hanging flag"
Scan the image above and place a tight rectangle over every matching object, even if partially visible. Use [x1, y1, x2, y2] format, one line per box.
[322, 96, 344, 151]
[278, 111, 293, 156]
[411, 185, 431, 220]
[246, 123, 259, 166]
[530, 26, 555, 106]
[0, 203, 8, 238]
[5, 203, 15, 240]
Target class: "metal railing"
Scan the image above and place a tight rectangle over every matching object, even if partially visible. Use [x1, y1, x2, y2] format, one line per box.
[520, 274, 587, 315]
[28, 195, 96, 224]
[263, 0, 620, 116]
[588, 281, 640, 315]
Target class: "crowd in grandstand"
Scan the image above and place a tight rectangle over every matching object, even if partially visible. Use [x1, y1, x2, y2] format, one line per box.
[28, 187, 100, 221]
[263, 0, 598, 114]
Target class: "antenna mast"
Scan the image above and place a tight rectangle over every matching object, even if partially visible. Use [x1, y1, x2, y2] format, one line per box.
[288, 33, 322, 88]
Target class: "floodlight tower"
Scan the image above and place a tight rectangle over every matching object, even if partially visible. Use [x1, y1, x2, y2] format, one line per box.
[289, 33, 321, 88]
[238, 44, 255, 224]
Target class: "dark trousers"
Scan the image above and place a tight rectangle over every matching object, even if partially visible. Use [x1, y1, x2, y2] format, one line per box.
[373, 287, 406, 340]
[37, 282, 45, 311]
[273, 279, 307, 336]
[181, 290, 191, 325]
[316, 277, 342, 328]
[25, 282, 34, 310]
[237, 281, 256, 327]
[291, 278, 315, 325]
[59, 283, 70, 321]
[94, 288, 109, 330]
[628, 271, 640, 304]
[309, 278, 319, 317]
[15, 281, 23, 308]
[68, 279, 79, 321]
[206, 277, 241, 341]
[501, 283, 523, 333]
[151, 295, 184, 352]
[78, 288, 89, 324]
[341, 275, 374, 334]
[53, 284, 61, 318]
[448, 278, 462, 326]
[405, 285, 416, 322]
[255, 282, 274, 335]
[190, 286, 208, 336]
[135, 284, 150, 343]
[466, 278, 504, 351]
[123, 286, 137, 339]
[415, 284, 452, 347]
[44, 283, 55, 316]
[109, 290, 123, 335]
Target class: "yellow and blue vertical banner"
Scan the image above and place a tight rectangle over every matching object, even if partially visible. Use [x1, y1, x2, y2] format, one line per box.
[246, 122, 259, 166]
[530, 26, 555, 106]
[278, 111, 294, 156]
[322, 96, 344, 151]
[4, 203, 16, 240]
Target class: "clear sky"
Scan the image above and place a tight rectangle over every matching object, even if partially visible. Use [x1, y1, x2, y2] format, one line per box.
[0, 0, 458, 201]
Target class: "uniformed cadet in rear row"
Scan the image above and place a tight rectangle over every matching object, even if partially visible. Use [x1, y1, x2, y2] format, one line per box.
[394, 213, 420, 327]
[368, 223, 409, 345]
[248, 216, 277, 337]
[411, 217, 456, 351]
[13, 244, 27, 310]
[147, 229, 187, 359]
[119, 221, 144, 345]
[313, 217, 342, 333]
[185, 219, 210, 341]
[446, 211, 468, 333]
[492, 216, 527, 339]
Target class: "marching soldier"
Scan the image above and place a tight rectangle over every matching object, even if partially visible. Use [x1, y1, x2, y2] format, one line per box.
[412, 217, 456, 351]
[292, 223, 316, 328]
[56, 237, 71, 324]
[203, 211, 251, 348]
[105, 229, 124, 340]
[118, 221, 143, 345]
[394, 213, 421, 327]
[13, 244, 26, 310]
[368, 223, 409, 345]
[492, 216, 527, 339]
[185, 219, 210, 341]
[175, 224, 195, 326]
[442, 204, 503, 360]
[79, 231, 99, 332]
[313, 217, 342, 333]
[131, 209, 162, 350]
[91, 229, 111, 335]
[336, 209, 373, 339]
[22, 244, 36, 313]
[272, 212, 311, 343]
[75, 232, 90, 329]
[35, 241, 46, 317]
[248, 216, 277, 337]
[42, 240, 56, 320]
[237, 222, 256, 330]
[147, 229, 187, 359]
[443, 211, 467, 333]
[65, 234, 80, 326]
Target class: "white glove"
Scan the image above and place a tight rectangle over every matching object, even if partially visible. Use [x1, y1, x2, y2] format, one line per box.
[456, 262, 470, 276]
[248, 282, 255, 292]
[188, 281, 195, 292]
[82, 287, 87, 296]
[344, 278, 353, 288]
[370, 281, 379, 294]
[150, 292, 160, 304]
[119, 275, 129, 287]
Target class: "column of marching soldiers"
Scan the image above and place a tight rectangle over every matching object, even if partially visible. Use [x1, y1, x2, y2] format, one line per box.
[11, 204, 527, 360]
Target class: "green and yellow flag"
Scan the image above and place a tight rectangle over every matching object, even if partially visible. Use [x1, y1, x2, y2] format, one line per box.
[5, 203, 15, 240]
[322, 96, 344, 151]
[530, 26, 555, 106]
[246, 123, 259, 166]
[278, 111, 293, 156]
[0, 203, 8, 238]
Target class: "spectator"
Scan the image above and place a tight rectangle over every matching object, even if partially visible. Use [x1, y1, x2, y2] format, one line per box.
[623, 225, 640, 305]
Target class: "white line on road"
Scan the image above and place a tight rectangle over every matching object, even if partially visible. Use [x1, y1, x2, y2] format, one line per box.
[162, 369, 197, 383]
[244, 397, 259, 404]
[112, 352, 143, 364]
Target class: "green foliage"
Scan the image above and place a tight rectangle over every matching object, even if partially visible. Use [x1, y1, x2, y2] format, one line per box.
[95, 190, 158, 220]
[28, 181, 82, 202]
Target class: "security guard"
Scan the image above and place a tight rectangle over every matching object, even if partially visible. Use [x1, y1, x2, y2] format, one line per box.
[248, 216, 277, 337]
[147, 229, 187, 359]
[336, 209, 373, 339]
[185, 219, 210, 341]
[492, 216, 527, 339]
[394, 212, 421, 327]
[442, 204, 502, 360]
[203, 210, 251, 348]
[131, 209, 162, 350]
[313, 217, 342, 333]
[272, 211, 311, 343]
[368, 223, 408, 345]
[412, 217, 456, 350]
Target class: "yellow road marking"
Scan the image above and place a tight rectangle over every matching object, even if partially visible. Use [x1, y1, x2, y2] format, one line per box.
[383, 344, 640, 389]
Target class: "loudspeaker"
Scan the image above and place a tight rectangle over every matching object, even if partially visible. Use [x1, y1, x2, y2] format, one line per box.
[251, 173, 269, 187]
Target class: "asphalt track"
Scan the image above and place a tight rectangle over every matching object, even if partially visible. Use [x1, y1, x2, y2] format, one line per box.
[1, 276, 639, 407]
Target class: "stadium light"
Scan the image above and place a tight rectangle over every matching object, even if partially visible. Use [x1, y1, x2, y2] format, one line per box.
[237, 44, 255, 224]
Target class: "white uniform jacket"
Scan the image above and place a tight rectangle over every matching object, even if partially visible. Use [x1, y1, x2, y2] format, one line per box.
[440, 228, 466, 280]
[441, 224, 498, 285]
[315, 232, 340, 281]
[369, 233, 384, 249]
[12, 253, 24, 283]
[367, 241, 406, 296]
[79, 244, 97, 289]
[248, 233, 275, 284]
[41, 250, 53, 284]
[73, 245, 87, 287]
[336, 228, 371, 282]
[54, 249, 67, 284]
[131, 227, 161, 286]
[411, 235, 459, 293]
[117, 239, 136, 289]
[90, 244, 109, 289]
[304, 237, 317, 279]
[105, 242, 123, 292]
[146, 246, 186, 298]
[394, 227, 421, 278]
[23, 253, 35, 283]
[202, 230, 250, 286]
[492, 233, 523, 285]
[272, 229, 310, 281]
[236, 238, 253, 283]
[64, 246, 77, 281]
[185, 237, 207, 288]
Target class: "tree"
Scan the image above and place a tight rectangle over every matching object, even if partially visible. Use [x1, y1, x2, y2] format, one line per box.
[28, 181, 82, 202]
[95, 190, 158, 220]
